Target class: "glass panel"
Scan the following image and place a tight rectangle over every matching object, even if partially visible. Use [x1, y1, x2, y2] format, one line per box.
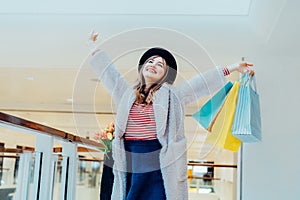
[51, 154, 59, 200]
[1, 152, 38, 200]
[52, 155, 65, 200]
[188, 163, 237, 200]
[0, 156, 17, 200]
[28, 152, 41, 200]
[76, 159, 102, 200]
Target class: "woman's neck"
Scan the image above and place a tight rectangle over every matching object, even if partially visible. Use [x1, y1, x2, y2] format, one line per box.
[144, 78, 157, 91]
[144, 86, 150, 92]
[144, 83, 153, 92]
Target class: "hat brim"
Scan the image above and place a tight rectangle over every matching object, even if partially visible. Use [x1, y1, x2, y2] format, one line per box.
[138, 47, 177, 84]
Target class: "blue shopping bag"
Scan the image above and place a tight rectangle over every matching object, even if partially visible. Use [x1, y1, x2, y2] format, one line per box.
[192, 81, 233, 130]
[232, 73, 262, 142]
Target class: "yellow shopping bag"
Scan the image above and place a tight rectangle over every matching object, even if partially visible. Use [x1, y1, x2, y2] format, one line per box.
[205, 82, 242, 152]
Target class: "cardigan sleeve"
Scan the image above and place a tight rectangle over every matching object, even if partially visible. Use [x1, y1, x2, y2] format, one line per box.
[175, 66, 227, 105]
[90, 51, 130, 106]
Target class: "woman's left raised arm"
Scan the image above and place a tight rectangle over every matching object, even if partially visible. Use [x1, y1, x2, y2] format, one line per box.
[176, 61, 254, 105]
[176, 67, 226, 105]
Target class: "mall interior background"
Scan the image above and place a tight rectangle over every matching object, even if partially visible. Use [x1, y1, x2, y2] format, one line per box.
[1, 0, 300, 199]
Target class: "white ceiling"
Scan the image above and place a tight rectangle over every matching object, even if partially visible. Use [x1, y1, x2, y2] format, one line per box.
[2, 0, 251, 15]
[0, 0, 297, 159]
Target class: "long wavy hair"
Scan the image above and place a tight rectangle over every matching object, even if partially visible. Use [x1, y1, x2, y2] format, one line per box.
[133, 56, 169, 104]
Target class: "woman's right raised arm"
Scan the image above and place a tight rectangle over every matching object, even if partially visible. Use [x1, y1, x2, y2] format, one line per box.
[90, 50, 130, 105]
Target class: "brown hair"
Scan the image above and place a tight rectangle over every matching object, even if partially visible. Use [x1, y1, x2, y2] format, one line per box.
[133, 56, 169, 104]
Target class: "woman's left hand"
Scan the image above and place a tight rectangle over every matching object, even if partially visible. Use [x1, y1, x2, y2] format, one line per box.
[227, 61, 255, 75]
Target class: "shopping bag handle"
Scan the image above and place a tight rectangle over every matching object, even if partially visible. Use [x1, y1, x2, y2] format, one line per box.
[240, 73, 258, 93]
[240, 57, 258, 92]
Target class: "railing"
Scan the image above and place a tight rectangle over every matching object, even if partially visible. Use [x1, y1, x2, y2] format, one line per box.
[0, 111, 240, 200]
[0, 111, 104, 200]
[0, 154, 104, 200]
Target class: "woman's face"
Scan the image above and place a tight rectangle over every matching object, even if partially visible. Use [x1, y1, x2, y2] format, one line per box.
[142, 56, 167, 84]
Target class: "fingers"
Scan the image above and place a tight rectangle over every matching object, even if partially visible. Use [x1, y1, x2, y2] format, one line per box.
[239, 62, 255, 75]
[241, 62, 253, 67]
[245, 66, 255, 75]
[249, 70, 255, 76]
[89, 30, 99, 42]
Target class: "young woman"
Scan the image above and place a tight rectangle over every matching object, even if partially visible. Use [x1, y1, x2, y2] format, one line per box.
[90, 47, 253, 200]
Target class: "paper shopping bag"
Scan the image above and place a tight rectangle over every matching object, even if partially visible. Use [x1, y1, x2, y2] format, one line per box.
[232, 74, 262, 142]
[192, 82, 233, 130]
[205, 82, 242, 152]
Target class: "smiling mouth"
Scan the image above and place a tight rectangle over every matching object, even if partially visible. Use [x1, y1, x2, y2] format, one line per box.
[146, 68, 157, 74]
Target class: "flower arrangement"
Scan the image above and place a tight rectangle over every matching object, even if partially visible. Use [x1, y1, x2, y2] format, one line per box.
[94, 122, 115, 157]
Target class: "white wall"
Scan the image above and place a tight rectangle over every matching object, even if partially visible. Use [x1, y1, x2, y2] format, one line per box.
[242, 53, 300, 200]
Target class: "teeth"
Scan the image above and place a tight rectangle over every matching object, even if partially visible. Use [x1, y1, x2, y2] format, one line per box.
[147, 68, 156, 73]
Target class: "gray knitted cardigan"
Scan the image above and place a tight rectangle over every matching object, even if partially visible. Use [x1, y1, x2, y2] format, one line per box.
[90, 51, 226, 200]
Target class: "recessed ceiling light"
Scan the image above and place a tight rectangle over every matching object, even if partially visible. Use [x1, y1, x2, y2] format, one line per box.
[26, 76, 34, 81]
[66, 98, 74, 103]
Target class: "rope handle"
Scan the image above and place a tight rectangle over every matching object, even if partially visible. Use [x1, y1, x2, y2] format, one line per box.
[240, 57, 258, 92]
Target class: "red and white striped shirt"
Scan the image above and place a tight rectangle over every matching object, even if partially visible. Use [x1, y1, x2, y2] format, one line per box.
[124, 103, 157, 140]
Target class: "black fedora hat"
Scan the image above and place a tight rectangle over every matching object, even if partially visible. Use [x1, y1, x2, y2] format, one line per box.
[138, 47, 177, 84]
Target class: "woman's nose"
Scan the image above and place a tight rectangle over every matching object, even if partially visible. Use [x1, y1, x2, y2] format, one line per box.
[151, 62, 158, 68]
